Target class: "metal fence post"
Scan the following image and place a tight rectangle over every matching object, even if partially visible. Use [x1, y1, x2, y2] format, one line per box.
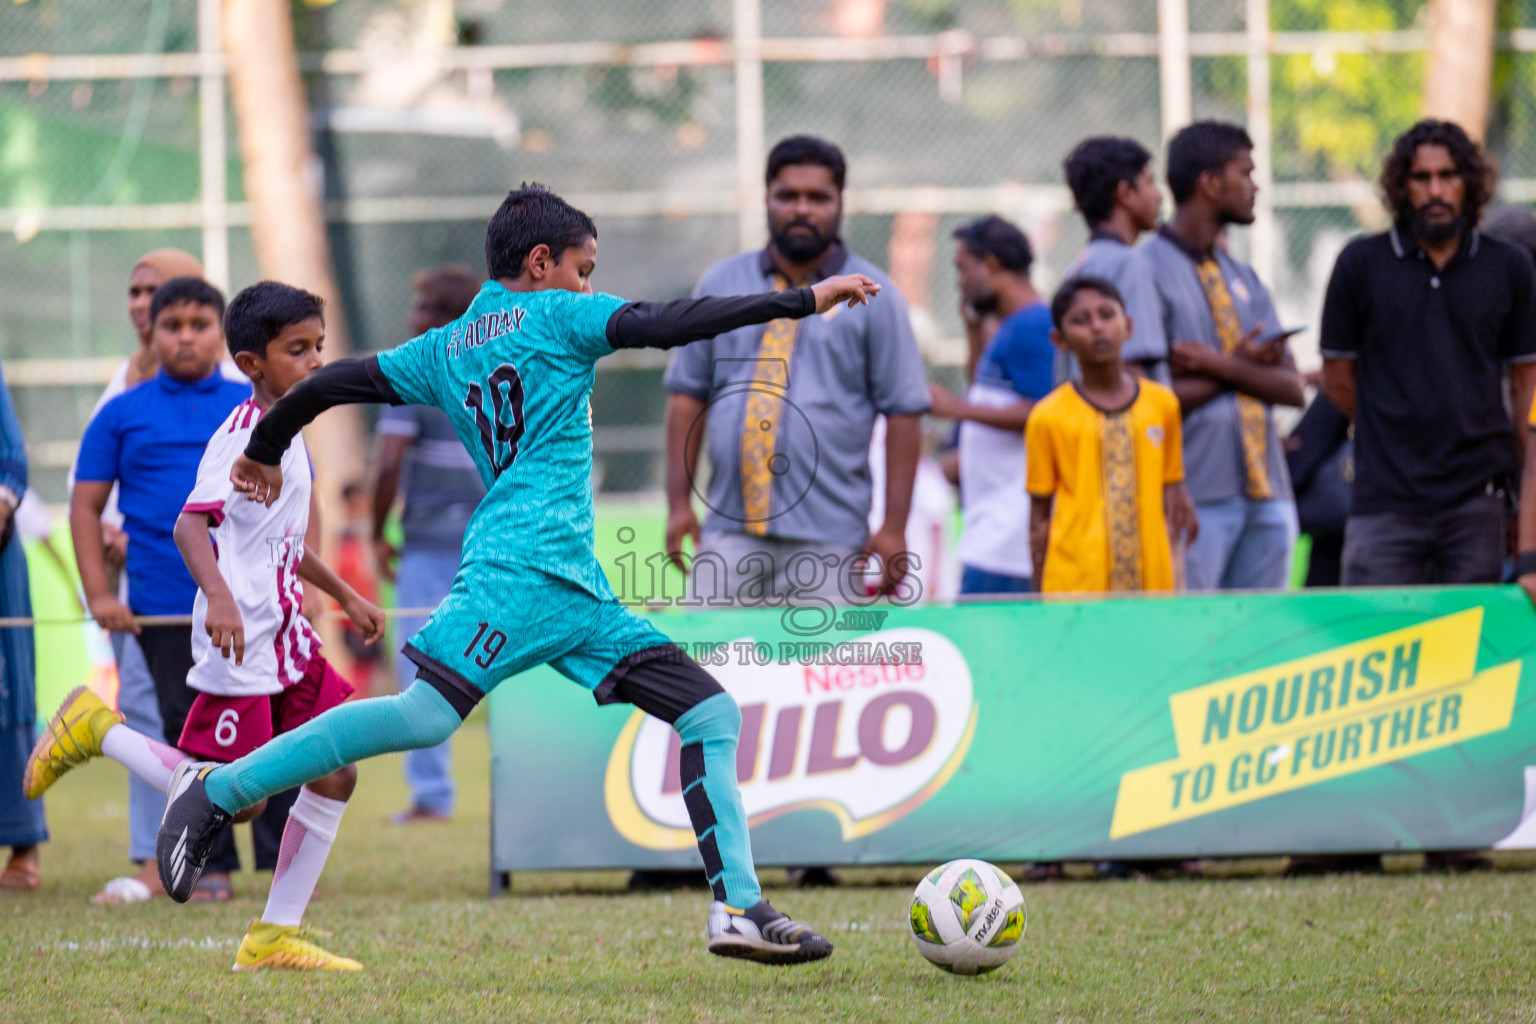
[1247, 0, 1276, 286]
[1157, 0, 1192, 142]
[198, 0, 229, 290]
[733, 0, 766, 253]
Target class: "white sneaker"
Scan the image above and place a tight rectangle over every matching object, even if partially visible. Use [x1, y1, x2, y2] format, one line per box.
[706, 899, 833, 965]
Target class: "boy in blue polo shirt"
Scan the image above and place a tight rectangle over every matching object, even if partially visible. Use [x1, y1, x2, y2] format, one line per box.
[72, 276, 251, 896]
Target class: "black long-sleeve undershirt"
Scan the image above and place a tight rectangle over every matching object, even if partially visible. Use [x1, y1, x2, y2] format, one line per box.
[606, 287, 816, 349]
[244, 287, 820, 465]
[245, 356, 399, 465]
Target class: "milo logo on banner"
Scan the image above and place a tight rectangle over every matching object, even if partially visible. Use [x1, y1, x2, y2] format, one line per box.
[603, 628, 977, 850]
[1111, 608, 1521, 839]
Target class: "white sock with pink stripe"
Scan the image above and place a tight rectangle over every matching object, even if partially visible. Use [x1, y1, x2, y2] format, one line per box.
[100, 724, 190, 793]
[262, 786, 347, 928]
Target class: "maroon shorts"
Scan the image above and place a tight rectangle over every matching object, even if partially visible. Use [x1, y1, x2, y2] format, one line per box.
[178, 656, 355, 762]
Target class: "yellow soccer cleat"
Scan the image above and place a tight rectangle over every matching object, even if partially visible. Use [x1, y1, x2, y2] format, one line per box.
[23, 685, 122, 799]
[233, 920, 363, 972]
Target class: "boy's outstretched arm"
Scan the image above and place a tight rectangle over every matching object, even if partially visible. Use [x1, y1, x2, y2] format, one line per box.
[232, 276, 879, 504]
[231, 357, 401, 506]
[297, 545, 386, 644]
[607, 273, 879, 350]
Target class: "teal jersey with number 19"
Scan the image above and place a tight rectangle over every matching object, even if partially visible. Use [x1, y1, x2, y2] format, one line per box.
[375, 280, 627, 599]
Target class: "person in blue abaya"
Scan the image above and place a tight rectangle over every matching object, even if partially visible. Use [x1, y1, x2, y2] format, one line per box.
[0, 362, 45, 890]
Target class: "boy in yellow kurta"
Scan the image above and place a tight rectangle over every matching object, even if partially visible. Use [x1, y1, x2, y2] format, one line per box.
[1027, 277, 1199, 593]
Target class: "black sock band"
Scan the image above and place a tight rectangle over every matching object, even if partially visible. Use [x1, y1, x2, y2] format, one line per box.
[403, 643, 483, 720]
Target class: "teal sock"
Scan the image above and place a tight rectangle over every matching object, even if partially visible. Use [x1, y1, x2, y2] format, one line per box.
[204, 681, 462, 814]
[674, 693, 762, 908]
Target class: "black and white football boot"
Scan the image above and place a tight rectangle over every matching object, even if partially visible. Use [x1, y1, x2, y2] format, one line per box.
[157, 760, 232, 903]
[706, 899, 833, 965]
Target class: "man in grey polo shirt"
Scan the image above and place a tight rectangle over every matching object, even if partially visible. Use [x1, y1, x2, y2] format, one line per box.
[1144, 122, 1305, 591]
[663, 135, 930, 610]
[1061, 135, 1170, 384]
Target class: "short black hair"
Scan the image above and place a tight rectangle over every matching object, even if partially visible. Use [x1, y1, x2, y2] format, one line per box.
[1050, 275, 1125, 329]
[223, 281, 325, 359]
[766, 135, 847, 191]
[484, 183, 598, 281]
[953, 215, 1034, 274]
[1063, 136, 1153, 225]
[1165, 121, 1254, 205]
[149, 276, 224, 325]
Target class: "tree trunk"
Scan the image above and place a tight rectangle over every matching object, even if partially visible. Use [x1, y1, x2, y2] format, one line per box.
[223, 0, 365, 639]
[1422, 0, 1497, 141]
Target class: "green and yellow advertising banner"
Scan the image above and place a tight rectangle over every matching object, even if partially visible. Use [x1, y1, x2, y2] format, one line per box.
[488, 587, 1536, 872]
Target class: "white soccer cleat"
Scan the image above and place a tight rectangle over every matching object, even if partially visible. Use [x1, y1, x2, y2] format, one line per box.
[706, 899, 833, 965]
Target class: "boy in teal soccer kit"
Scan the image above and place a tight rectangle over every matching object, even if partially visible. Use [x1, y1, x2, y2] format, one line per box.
[159, 184, 880, 965]
[375, 285, 677, 697]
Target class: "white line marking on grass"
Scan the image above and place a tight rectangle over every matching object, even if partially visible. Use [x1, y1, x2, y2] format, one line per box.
[50, 936, 239, 953]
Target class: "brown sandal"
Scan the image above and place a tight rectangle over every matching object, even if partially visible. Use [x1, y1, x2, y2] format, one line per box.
[187, 874, 233, 902]
[0, 853, 40, 892]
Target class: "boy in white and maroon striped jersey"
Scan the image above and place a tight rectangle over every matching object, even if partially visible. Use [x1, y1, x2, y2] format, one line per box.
[27, 281, 385, 971]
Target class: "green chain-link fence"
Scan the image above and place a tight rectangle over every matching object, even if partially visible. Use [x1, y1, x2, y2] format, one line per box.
[4, 0, 1535, 501]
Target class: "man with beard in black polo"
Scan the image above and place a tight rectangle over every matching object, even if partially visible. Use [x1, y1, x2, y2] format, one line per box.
[1320, 119, 1536, 874]
[1321, 120, 1536, 590]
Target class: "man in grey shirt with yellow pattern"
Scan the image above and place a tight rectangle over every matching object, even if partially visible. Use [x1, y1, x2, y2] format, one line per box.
[1144, 122, 1305, 591]
[663, 136, 930, 609]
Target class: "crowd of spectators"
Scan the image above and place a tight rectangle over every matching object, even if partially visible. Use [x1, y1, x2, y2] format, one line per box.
[653, 124, 1308, 605]
[931, 115, 1535, 607]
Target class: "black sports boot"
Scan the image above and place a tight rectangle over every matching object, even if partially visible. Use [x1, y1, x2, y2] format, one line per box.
[157, 761, 233, 903]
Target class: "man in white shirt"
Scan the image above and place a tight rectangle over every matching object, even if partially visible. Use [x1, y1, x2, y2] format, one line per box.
[928, 217, 1055, 595]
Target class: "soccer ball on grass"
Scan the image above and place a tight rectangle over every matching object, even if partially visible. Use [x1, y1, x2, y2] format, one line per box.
[908, 858, 1026, 975]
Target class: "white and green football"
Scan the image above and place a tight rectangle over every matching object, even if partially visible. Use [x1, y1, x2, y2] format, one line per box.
[908, 858, 1026, 975]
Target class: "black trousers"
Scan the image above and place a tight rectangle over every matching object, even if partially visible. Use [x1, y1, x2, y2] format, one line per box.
[1304, 533, 1344, 588]
[135, 625, 295, 873]
[1341, 493, 1506, 587]
[135, 625, 199, 748]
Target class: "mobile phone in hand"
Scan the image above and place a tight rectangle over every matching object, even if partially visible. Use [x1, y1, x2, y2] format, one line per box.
[1259, 325, 1305, 346]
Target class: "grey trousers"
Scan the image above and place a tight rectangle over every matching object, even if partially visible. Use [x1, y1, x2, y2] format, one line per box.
[1341, 493, 1506, 586]
[690, 530, 865, 606]
[110, 632, 162, 862]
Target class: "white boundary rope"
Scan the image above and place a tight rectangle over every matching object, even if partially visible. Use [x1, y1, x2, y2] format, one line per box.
[0, 607, 440, 628]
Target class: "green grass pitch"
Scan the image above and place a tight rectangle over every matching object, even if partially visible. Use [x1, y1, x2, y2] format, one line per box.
[8, 716, 1536, 1023]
